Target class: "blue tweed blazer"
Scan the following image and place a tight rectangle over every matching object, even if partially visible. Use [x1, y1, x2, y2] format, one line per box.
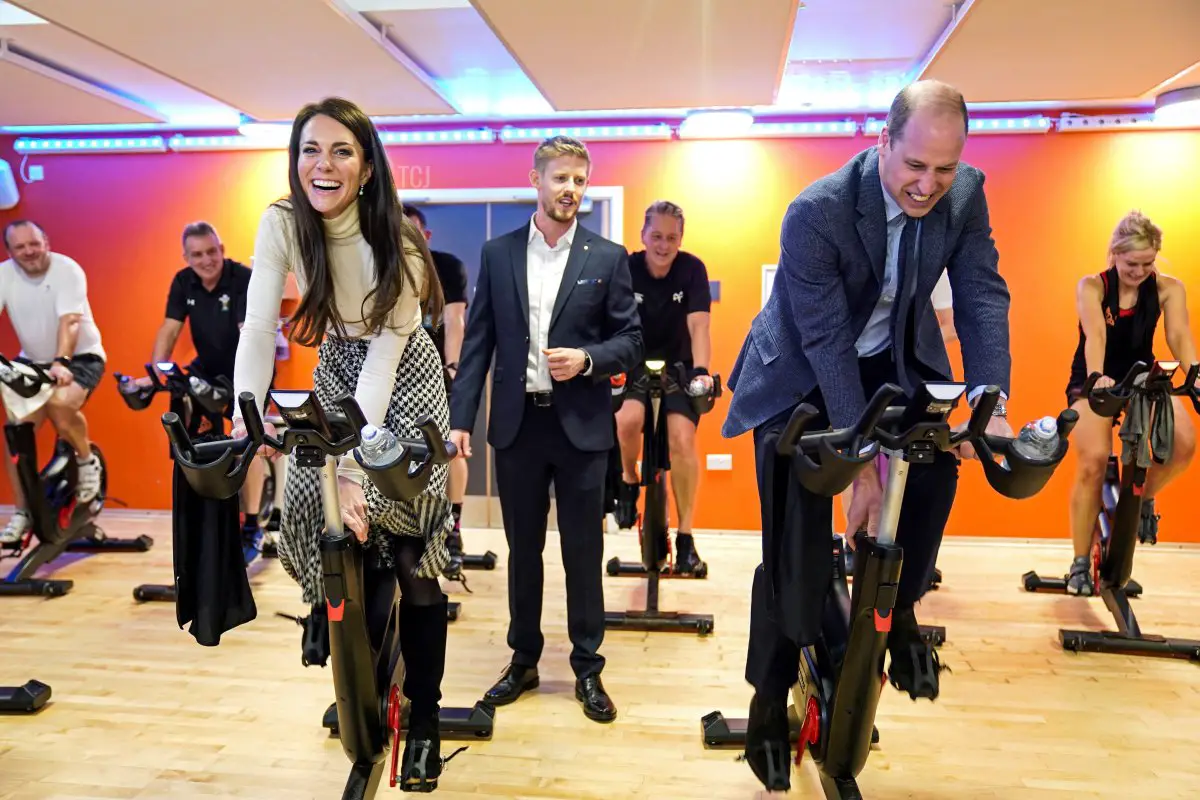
[722, 146, 1011, 436]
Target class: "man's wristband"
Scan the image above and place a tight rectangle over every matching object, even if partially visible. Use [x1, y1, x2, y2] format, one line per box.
[690, 366, 709, 378]
[53, 356, 70, 368]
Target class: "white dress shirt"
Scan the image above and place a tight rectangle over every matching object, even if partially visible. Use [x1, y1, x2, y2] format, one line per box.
[526, 215, 577, 392]
[855, 177, 915, 357]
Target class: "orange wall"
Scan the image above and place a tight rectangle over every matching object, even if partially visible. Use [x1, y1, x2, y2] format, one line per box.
[2, 129, 1199, 541]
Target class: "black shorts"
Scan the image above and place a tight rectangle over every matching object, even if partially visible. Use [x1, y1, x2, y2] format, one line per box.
[68, 354, 105, 393]
[623, 366, 701, 426]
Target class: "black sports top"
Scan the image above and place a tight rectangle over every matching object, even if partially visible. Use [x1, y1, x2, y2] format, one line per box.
[1066, 266, 1160, 399]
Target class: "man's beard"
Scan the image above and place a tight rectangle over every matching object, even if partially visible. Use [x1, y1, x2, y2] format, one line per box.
[544, 195, 577, 223]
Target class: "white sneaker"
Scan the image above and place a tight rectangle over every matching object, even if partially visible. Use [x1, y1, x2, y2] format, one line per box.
[76, 455, 102, 503]
[1, 510, 31, 545]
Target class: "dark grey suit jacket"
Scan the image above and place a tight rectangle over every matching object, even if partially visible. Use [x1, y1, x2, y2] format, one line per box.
[450, 221, 642, 452]
[722, 146, 1011, 436]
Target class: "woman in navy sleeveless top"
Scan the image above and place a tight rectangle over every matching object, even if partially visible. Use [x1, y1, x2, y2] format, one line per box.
[1063, 211, 1197, 596]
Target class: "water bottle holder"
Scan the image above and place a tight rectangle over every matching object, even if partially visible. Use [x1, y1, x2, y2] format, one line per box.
[353, 446, 436, 502]
[979, 438, 1066, 500]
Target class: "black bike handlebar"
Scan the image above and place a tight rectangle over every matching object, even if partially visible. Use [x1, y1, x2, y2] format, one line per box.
[115, 361, 234, 415]
[162, 389, 458, 503]
[1082, 360, 1200, 418]
[776, 382, 1079, 500]
[0, 354, 56, 399]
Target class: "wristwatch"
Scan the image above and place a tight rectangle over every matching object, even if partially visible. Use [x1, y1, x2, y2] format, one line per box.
[581, 350, 593, 374]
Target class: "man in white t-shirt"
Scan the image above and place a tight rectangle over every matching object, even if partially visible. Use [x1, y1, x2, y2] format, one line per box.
[0, 220, 107, 544]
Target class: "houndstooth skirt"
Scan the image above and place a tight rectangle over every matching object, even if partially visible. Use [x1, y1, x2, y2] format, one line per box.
[274, 327, 455, 605]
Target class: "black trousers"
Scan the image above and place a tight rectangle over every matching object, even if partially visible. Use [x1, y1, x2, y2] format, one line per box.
[746, 352, 959, 704]
[494, 397, 608, 678]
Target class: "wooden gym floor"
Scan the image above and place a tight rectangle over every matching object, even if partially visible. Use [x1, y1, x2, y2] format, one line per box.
[2, 511, 1199, 799]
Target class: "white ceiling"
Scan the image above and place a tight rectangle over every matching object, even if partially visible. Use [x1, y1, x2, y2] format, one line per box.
[0, 0, 1197, 131]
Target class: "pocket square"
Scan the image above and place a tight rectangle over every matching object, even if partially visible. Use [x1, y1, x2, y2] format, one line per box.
[577, 277, 603, 285]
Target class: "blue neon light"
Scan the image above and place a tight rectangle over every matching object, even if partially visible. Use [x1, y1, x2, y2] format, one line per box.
[499, 124, 673, 141]
[13, 136, 166, 153]
[378, 129, 495, 144]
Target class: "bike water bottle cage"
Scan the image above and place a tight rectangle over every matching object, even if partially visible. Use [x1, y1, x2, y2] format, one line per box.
[774, 382, 902, 496]
[162, 391, 268, 500]
[0, 355, 52, 400]
[956, 386, 1080, 500]
[353, 414, 458, 502]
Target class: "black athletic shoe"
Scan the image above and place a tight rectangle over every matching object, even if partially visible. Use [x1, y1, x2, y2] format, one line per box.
[615, 480, 640, 529]
[1138, 497, 1159, 545]
[741, 693, 792, 791]
[673, 532, 705, 576]
[886, 606, 949, 700]
[446, 522, 464, 574]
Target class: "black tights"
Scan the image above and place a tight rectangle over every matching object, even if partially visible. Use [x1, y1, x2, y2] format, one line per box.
[361, 537, 447, 721]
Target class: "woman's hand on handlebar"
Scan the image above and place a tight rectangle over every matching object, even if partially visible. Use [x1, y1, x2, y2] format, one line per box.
[844, 463, 883, 547]
[338, 477, 369, 543]
[1093, 375, 1116, 391]
[229, 418, 281, 461]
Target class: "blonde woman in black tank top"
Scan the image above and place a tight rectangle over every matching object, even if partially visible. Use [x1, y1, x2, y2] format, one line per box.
[1063, 210, 1198, 595]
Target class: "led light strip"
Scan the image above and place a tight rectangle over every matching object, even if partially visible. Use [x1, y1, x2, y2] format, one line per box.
[865, 115, 1050, 135]
[1056, 113, 1164, 132]
[498, 124, 673, 142]
[13, 136, 167, 154]
[747, 120, 858, 138]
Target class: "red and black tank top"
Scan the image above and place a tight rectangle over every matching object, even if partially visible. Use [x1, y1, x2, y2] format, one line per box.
[1067, 266, 1160, 394]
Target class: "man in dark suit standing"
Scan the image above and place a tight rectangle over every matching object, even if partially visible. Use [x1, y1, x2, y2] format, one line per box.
[721, 80, 1014, 789]
[449, 135, 641, 723]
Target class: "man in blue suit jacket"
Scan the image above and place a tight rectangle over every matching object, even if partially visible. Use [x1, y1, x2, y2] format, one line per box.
[722, 80, 1014, 789]
[449, 136, 642, 723]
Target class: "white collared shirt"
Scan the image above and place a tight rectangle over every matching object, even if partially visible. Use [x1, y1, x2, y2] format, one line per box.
[855, 177, 917, 357]
[526, 215, 577, 392]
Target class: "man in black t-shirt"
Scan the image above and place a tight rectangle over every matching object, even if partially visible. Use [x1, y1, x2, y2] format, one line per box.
[614, 201, 713, 573]
[147, 222, 269, 560]
[404, 207, 470, 557]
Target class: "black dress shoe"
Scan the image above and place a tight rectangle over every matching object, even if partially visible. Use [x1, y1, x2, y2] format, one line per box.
[574, 675, 616, 722]
[483, 663, 539, 705]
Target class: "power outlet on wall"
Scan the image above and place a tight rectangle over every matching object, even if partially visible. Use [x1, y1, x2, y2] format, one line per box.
[707, 454, 733, 471]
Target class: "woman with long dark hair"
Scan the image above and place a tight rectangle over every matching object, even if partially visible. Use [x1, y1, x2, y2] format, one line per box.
[230, 96, 455, 790]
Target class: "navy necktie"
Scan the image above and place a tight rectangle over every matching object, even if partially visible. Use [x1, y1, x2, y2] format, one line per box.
[892, 216, 918, 392]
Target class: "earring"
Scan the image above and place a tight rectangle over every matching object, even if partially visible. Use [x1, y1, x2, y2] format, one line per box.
[359, 184, 364, 196]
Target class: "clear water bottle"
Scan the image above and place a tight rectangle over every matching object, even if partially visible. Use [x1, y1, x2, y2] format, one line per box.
[0, 363, 15, 383]
[687, 377, 708, 397]
[189, 375, 211, 396]
[359, 424, 402, 467]
[117, 374, 137, 394]
[1010, 416, 1059, 462]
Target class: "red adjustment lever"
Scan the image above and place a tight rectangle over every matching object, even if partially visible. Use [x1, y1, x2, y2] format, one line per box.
[387, 684, 402, 787]
[794, 696, 821, 766]
[873, 608, 892, 632]
[327, 598, 345, 622]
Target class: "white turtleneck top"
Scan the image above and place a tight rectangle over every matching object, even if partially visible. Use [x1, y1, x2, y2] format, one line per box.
[233, 200, 425, 484]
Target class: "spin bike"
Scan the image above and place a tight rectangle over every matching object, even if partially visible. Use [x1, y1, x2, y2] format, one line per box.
[163, 390, 493, 797]
[603, 359, 719, 636]
[0, 355, 152, 598]
[115, 361, 279, 602]
[1026, 360, 1200, 660]
[703, 382, 1077, 798]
